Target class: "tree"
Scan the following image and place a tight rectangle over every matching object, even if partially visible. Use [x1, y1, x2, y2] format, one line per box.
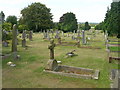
[83, 22, 91, 30]
[2, 22, 12, 31]
[0, 11, 5, 24]
[59, 12, 78, 32]
[6, 15, 17, 26]
[100, 1, 120, 37]
[20, 2, 53, 32]
[18, 24, 28, 33]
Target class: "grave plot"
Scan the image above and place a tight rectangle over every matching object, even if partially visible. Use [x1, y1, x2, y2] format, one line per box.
[44, 40, 100, 80]
[106, 38, 120, 63]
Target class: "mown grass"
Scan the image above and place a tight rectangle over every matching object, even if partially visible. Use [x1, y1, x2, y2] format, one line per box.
[2, 31, 119, 88]
[109, 46, 120, 51]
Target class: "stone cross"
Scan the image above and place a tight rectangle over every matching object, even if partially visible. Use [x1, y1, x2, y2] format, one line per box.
[48, 40, 55, 59]
[12, 24, 17, 52]
[82, 30, 86, 44]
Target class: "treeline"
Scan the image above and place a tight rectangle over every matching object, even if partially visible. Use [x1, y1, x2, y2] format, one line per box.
[95, 1, 120, 38]
[0, 2, 91, 33]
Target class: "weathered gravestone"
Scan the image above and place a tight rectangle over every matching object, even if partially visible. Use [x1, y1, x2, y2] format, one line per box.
[2, 30, 9, 47]
[22, 30, 26, 47]
[12, 24, 20, 60]
[12, 24, 17, 52]
[22, 30, 26, 39]
[22, 38, 26, 47]
[43, 30, 47, 39]
[45, 40, 58, 71]
[110, 69, 120, 88]
[55, 30, 59, 39]
[82, 30, 86, 44]
[61, 31, 64, 37]
[77, 30, 80, 39]
[58, 37, 61, 44]
[2, 41, 8, 47]
[47, 30, 50, 40]
[29, 31, 33, 41]
[76, 40, 80, 48]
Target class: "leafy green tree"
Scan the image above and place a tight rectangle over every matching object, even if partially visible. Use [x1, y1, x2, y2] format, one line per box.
[2, 22, 12, 31]
[6, 15, 17, 26]
[98, 2, 120, 37]
[18, 24, 28, 33]
[83, 22, 91, 30]
[2, 22, 12, 41]
[20, 2, 53, 32]
[0, 11, 5, 24]
[59, 12, 78, 32]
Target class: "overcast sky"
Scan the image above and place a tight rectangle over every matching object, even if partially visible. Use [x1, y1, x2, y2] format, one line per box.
[0, 0, 112, 23]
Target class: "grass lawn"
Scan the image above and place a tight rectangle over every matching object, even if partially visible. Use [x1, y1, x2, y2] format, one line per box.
[2, 32, 119, 88]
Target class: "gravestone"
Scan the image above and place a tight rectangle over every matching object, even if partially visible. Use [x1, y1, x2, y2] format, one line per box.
[45, 40, 58, 71]
[110, 69, 120, 88]
[2, 41, 8, 47]
[47, 30, 50, 40]
[22, 38, 26, 47]
[2, 30, 9, 47]
[22, 30, 26, 39]
[77, 40, 80, 48]
[82, 30, 86, 44]
[62, 31, 64, 37]
[58, 37, 61, 44]
[12, 24, 17, 52]
[11, 24, 20, 60]
[22, 30, 26, 47]
[77, 30, 80, 38]
[48, 40, 55, 59]
[29, 31, 33, 41]
[43, 30, 47, 39]
[55, 30, 59, 39]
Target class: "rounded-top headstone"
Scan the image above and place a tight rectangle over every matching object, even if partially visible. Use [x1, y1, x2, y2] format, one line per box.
[45, 59, 58, 71]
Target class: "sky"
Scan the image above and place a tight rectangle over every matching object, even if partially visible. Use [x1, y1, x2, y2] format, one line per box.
[0, 0, 113, 23]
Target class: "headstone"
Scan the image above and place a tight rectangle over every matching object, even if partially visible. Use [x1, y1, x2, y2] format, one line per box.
[77, 40, 80, 48]
[82, 30, 86, 44]
[47, 30, 50, 40]
[43, 30, 47, 39]
[55, 30, 59, 39]
[22, 30, 26, 39]
[12, 24, 17, 52]
[77, 30, 80, 38]
[29, 31, 33, 41]
[2, 41, 8, 47]
[45, 40, 58, 71]
[58, 37, 61, 44]
[22, 38, 26, 47]
[111, 69, 120, 88]
[62, 31, 64, 37]
[48, 40, 56, 59]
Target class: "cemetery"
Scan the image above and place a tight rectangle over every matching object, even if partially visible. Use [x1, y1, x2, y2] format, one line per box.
[1, 0, 120, 89]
